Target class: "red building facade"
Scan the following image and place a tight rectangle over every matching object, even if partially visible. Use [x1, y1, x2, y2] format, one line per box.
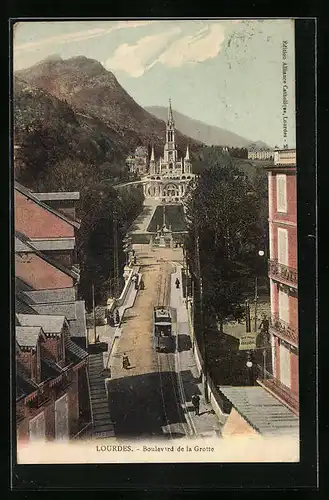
[14, 181, 91, 442]
[259, 149, 299, 415]
[16, 317, 91, 442]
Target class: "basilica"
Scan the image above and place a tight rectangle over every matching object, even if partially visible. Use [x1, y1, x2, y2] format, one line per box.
[126, 100, 196, 203]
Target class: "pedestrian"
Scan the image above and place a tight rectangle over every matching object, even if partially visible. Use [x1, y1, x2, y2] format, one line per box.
[122, 353, 130, 369]
[133, 255, 137, 264]
[108, 312, 114, 327]
[134, 276, 139, 290]
[191, 393, 200, 416]
[175, 278, 180, 289]
[115, 309, 120, 325]
[139, 279, 145, 290]
[260, 315, 269, 335]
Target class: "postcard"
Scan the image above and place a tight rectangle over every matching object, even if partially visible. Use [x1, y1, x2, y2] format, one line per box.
[13, 18, 301, 466]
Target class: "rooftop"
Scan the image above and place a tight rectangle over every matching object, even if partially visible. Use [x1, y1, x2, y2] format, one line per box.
[65, 337, 88, 363]
[16, 326, 44, 348]
[219, 386, 299, 437]
[32, 192, 80, 201]
[15, 182, 80, 229]
[16, 313, 66, 334]
[28, 238, 75, 251]
[31, 302, 77, 320]
[20, 286, 76, 305]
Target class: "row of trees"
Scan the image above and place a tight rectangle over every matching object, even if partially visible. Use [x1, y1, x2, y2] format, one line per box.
[184, 156, 268, 334]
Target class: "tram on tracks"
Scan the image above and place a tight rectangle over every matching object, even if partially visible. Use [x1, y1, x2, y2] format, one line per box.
[152, 306, 175, 353]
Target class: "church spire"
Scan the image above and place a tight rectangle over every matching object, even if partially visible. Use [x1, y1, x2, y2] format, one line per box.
[168, 98, 174, 125]
[185, 144, 190, 161]
[150, 145, 155, 161]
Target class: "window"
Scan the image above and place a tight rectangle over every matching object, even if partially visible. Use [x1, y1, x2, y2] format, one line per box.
[278, 287, 289, 323]
[55, 394, 69, 440]
[277, 228, 288, 265]
[29, 412, 46, 441]
[276, 174, 287, 212]
[279, 340, 291, 388]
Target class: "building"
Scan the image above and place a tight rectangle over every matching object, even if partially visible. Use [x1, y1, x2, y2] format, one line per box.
[16, 314, 91, 442]
[126, 146, 149, 176]
[14, 182, 91, 441]
[125, 100, 196, 203]
[144, 100, 196, 203]
[258, 148, 299, 414]
[248, 146, 274, 161]
[216, 148, 299, 437]
[15, 182, 80, 290]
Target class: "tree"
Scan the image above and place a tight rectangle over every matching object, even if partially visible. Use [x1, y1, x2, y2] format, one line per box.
[185, 163, 265, 331]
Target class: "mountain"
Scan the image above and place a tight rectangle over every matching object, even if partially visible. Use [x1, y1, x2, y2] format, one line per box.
[15, 56, 203, 159]
[145, 106, 270, 148]
[13, 76, 132, 190]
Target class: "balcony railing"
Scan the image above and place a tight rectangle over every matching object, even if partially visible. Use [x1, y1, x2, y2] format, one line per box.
[256, 365, 299, 415]
[270, 313, 298, 347]
[268, 259, 298, 287]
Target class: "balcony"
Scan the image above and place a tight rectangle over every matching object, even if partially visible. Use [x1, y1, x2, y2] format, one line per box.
[270, 313, 298, 347]
[268, 259, 298, 288]
[256, 365, 299, 415]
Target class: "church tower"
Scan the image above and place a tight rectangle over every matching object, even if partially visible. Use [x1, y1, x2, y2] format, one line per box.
[149, 145, 156, 174]
[163, 99, 178, 167]
[184, 144, 191, 174]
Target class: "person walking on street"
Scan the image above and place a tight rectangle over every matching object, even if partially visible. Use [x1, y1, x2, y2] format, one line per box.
[175, 278, 180, 289]
[122, 353, 130, 370]
[191, 393, 200, 416]
[115, 309, 120, 325]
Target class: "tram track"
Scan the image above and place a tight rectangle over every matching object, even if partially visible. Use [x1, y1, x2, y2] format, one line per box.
[154, 261, 188, 439]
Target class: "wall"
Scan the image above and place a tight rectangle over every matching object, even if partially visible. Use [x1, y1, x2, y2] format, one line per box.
[16, 252, 73, 290]
[15, 191, 75, 239]
[221, 408, 259, 437]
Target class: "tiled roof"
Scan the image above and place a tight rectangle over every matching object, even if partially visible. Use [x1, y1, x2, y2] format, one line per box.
[65, 337, 88, 363]
[20, 286, 76, 304]
[41, 358, 64, 381]
[16, 361, 38, 400]
[16, 374, 38, 400]
[28, 238, 75, 251]
[16, 313, 66, 334]
[15, 181, 80, 229]
[15, 237, 31, 252]
[67, 301, 87, 337]
[15, 296, 36, 314]
[15, 232, 79, 280]
[32, 192, 80, 201]
[31, 302, 77, 320]
[16, 326, 43, 347]
[219, 386, 299, 437]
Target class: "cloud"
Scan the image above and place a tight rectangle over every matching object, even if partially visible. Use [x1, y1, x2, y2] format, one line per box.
[157, 24, 226, 68]
[104, 26, 181, 77]
[14, 21, 154, 54]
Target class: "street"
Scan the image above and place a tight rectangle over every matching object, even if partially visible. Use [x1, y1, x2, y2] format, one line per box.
[106, 245, 190, 439]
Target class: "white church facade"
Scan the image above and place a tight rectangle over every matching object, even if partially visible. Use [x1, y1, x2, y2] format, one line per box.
[127, 100, 196, 203]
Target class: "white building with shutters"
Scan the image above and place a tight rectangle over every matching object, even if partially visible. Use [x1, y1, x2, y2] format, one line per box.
[260, 148, 299, 416]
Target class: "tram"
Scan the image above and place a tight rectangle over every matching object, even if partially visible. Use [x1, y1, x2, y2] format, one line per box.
[152, 306, 175, 353]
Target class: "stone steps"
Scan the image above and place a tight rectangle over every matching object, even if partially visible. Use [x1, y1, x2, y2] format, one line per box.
[88, 353, 114, 439]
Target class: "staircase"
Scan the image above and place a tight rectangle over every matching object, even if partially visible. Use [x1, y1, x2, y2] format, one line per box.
[88, 353, 115, 439]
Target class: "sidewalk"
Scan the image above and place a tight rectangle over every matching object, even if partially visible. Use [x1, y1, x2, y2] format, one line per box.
[170, 264, 224, 438]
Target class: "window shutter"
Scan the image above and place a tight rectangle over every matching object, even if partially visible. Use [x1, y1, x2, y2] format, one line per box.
[278, 288, 289, 323]
[278, 228, 288, 265]
[276, 174, 287, 212]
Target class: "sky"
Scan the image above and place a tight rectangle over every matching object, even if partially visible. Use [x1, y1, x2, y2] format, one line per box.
[13, 19, 296, 147]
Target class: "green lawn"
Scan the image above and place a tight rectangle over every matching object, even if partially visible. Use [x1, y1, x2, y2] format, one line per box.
[147, 204, 187, 232]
